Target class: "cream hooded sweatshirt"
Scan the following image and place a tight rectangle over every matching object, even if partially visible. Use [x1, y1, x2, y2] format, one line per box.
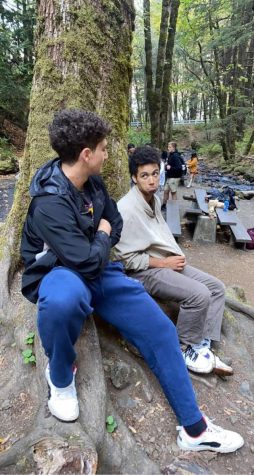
[114, 186, 184, 271]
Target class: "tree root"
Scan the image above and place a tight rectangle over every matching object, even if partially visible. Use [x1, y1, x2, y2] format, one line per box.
[0, 282, 160, 474]
[225, 297, 254, 319]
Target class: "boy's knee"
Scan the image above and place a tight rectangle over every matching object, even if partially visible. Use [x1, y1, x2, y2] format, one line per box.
[214, 279, 225, 296]
[191, 285, 211, 309]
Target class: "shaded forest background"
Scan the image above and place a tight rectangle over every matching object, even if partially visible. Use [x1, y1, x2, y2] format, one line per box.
[1, 0, 254, 174]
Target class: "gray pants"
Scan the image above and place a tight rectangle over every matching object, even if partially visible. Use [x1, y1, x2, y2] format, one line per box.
[128, 265, 225, 346]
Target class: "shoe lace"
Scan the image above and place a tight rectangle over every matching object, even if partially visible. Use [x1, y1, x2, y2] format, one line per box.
[184, 345, 198, 362]
[176, 417, 223, 435]
[204, 416, 223, 434]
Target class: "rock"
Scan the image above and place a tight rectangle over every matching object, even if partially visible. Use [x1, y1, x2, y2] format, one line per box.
[230, 415, 239, 425]
[117, 396, 138, 409]
[250, 445, 254, 454]
[162, 459, 215, 475]
[239, 380, 253, 400]
[171, 442, 180, 454]
[141, 383, 153, 403]
[0, 399, 12, 410]
[0, 158, 18, 174]
[226, 286, 247, 303]
[110, 361, 132, 389]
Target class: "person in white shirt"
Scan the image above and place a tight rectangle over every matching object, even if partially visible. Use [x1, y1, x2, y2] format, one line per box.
[115, 145, 233, 377]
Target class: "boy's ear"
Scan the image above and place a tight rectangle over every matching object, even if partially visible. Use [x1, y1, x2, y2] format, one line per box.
[132, 175, 137, 184]
[80, 147, 92, 162]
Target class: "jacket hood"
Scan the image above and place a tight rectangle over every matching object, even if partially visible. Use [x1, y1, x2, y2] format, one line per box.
[30, 158, 70, 197]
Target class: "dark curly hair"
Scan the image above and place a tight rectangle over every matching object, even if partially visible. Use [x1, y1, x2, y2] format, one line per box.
[48, 108, 112, 163]
[129, 145, 161, 177]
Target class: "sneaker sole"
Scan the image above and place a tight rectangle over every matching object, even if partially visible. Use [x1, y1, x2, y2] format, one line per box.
[177, 435, 244, 453]
[212, 367, 233, 377]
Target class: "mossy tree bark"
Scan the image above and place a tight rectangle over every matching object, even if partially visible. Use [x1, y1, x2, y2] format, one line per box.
[143, 0, 180, 149]
[0, 1, 160, 473]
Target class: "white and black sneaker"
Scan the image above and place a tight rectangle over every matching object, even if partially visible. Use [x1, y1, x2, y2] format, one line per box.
[192, 340, 233, 377]
[182, 345, 213, 373]
[45, 365, 79, 422]
[177, 416, 244, 453]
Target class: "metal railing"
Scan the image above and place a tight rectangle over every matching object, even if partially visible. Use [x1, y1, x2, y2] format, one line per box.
[130, 119, 207, 127]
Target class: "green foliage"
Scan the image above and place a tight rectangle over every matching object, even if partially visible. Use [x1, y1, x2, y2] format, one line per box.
[0, 138, 13, 160]
[199, 143, 222, 158]
[106, 415, 118, 433]
[22, 332, 36, 364]
[128, 126, 151, 146]
[0, 138, 19, 173]
[0, 0, 36, 127]
[24, 332, 35, 345]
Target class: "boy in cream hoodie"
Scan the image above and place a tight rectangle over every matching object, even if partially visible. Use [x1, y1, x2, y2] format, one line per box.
[115, 146, 232, 377]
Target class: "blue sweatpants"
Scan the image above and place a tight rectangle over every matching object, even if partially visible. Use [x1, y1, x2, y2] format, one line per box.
[38, 262, 202, 426]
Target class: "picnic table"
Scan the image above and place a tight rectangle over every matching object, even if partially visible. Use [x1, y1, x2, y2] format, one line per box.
[184, 188, 252, 248]
[165, 201, 182, 237]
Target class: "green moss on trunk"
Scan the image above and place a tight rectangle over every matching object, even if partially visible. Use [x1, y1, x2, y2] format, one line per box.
[2, 0, 135, 273]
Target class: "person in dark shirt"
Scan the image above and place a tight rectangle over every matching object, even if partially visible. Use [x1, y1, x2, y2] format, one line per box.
[161, 142, 182, 209]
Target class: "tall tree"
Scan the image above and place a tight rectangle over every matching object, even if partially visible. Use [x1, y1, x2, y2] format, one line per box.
[0, 1, 160, 473]
[0, 0, 35, 127]
[143, 0, 180, 148]
[177, 0, 254, 160]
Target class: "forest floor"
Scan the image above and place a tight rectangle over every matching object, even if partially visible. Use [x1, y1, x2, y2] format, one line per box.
[1, 162, 254, 474]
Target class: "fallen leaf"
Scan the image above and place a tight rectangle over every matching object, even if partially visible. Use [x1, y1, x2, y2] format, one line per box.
[128, 426, 137, 434]
[0, 436, 10, 445]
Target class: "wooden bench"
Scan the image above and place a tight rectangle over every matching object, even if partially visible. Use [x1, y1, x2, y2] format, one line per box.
[184, 188, 252, 247]
[229, 217, 252, 246]
[184, 207, 203, 217]
[166, 201, 181, 237]
[194, 188, 209, 214]
[216, 208, 252, 247]
[216, 208, 238, 225]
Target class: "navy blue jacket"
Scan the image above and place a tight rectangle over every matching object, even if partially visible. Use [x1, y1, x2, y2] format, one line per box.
[165, 151, 182, 179]
[21, 158, 123, 303]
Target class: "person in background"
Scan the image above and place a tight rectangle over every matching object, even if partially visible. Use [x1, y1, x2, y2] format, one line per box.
[159, 153, 166, 191]
[127, 143, 135, 164]
[128, 143, 136, 188]
[186, 151, 198, 188]
[161, 142, 182, 208]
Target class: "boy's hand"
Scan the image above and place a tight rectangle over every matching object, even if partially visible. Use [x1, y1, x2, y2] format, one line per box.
[98, 218, 112, 236]
[163, 255, 186, 271]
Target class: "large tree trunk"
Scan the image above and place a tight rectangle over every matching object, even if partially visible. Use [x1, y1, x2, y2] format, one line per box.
[0, 1, 161, 473]
[159, 0, 180, 148]
[143, 0, 179, 148]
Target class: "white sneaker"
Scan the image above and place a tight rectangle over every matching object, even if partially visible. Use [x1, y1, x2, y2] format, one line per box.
[213, 354, 233, 376]
[182, 345, 213, 373]
[177, 416, 244, 453]
[196, 348, 233, 376]
[45, 365, 79, 421]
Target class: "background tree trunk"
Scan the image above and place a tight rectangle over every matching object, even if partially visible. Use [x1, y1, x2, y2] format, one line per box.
[143, 0, 180, 148]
